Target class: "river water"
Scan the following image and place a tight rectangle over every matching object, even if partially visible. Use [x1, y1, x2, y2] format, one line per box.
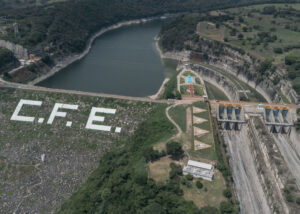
[38, 20, 177, 97]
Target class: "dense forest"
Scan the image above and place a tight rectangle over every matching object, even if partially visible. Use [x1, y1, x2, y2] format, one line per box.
[0, 0, 299, 56]
[57, 104, 236, 214]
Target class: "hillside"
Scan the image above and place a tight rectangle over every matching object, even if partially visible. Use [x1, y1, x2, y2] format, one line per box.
[0, 0, 298, 54]
[0, 86, 156, 213]
[159, 3, 300, 103]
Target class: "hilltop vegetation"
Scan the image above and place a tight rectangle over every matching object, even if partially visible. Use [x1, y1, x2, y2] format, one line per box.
[159, 3, 300, 100]
[0, 0, 298, 55]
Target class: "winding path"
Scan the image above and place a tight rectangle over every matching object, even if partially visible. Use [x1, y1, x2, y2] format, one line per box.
[165, 104, 183, 139]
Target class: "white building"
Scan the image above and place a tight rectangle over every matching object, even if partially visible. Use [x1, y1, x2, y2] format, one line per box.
[183, 160, 214, 181]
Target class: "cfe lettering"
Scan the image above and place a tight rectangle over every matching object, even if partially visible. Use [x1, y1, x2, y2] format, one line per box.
[10, 99, 122, 133]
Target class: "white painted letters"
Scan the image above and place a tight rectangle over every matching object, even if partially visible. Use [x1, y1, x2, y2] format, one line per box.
[85, 107, 116, 131]
[11, 99, 42, 122]
[47, 103, 78, 125]
[10, 100, 122, 133]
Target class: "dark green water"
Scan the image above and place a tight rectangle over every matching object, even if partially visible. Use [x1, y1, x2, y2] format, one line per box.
[38, 20, 177, 97]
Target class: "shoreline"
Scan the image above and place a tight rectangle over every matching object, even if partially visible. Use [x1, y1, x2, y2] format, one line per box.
[28, 15, 173, 85]
[155, 36, 166, 59]
[149, 77, 170, 100]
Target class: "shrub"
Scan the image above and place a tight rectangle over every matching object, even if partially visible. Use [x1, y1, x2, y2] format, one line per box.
[239, 94, 248, 101]
[285, 55, 300, 65]
[296, 197, 300, 205]
[258, 60, 272, 74]
[186, 181, 192, 188]
[272, 76, 280, 85]
[296, 119, 300, 130]
[185, 174, 193, 181]
[273, 47, 283, 54]
[262, 6, 277, 14]
[286, 194, 294, 202]
[181, 177, 187, 185]
[223, 188, 232, 198]
[196, 180, 203, 189]
[237, 33, 244, 40]
[219, 201, 234, 213]
[199, 206, 219, 214]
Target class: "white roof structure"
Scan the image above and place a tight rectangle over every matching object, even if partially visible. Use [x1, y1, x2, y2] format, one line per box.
[187, 160, 213, 170]
[183, 160, 214, 181]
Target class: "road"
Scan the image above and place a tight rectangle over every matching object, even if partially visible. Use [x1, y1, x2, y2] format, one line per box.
[0, 78, 174, 104]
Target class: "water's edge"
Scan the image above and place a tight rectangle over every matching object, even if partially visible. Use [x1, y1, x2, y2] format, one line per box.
[28, 15, 173, 86]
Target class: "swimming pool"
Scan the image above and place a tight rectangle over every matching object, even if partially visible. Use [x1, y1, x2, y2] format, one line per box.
[187, 76, 193, 83]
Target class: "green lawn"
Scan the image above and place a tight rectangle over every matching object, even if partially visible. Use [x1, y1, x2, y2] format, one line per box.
[182, 170, 226, 208]
[191, 102, 216, 161]
[194, 85, 204, 96]
[169, 105, 188, 132]
[180, 85, 190, 95]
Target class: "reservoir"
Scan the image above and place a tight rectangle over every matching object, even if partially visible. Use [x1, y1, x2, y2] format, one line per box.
[38, 20, 177, 97]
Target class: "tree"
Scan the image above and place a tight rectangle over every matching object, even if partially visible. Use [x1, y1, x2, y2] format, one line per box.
[286, 194, 294, 202]
[142, 202, 164, 214]
[285, 55, 300, 65]
[185, 174, 193, 181]
[200, 206, 220, 214]
[219, 201, 234, 213]
[196, 180, 203, 189]
[262, 6, 277, 14]
[296, 119, 300, 130]
[237, 33, 244, 40]
[143, 147, 165, 162]
[169, 162, 183, 179]
[296, 197, 300, 205]
[0, 47, 18, 73]
[223, 188, 232, 198]
[166, 141, 184, 159]
[273, 47, 283, 54]
[258, 60, 272, 74]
